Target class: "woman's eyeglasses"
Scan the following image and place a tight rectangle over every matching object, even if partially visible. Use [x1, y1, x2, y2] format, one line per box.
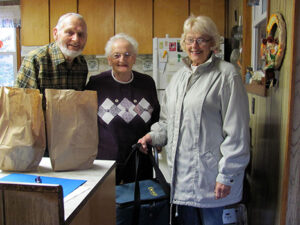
[111, 52, 132, 59]
[185, 38, 210, 45]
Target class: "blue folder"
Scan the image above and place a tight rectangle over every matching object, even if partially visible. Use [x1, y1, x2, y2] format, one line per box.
[0, 173, 87, 198]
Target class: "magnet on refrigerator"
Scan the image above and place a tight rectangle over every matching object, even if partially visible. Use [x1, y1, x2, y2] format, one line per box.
[153, 36, 187, 102]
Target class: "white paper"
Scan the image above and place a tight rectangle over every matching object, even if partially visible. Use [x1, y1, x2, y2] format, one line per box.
[222, 208, 237, 224]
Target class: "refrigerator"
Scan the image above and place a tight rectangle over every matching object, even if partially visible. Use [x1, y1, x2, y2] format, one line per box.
[152, 36, 187, 102]
[152, 36, 187, 180]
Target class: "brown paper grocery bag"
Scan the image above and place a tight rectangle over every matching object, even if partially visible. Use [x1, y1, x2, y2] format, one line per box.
[45, 89, 98, 171]
[0, 87, 46, 171]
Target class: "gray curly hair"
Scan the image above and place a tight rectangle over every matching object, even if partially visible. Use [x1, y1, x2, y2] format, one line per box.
[105, 33, 138, 56]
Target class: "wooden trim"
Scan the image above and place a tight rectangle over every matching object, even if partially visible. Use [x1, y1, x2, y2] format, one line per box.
[280, 1, 298, 225]
[267, 0, 270, 19]
[241, 0, 252, 83]
[16, 26, 21, 70]
[0, 190, 3, 225]
[0, 1, 19, 6]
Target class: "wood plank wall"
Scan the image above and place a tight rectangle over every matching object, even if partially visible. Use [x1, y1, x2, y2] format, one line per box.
[240, 0, 296, 224]
[281, 1, 300, 224]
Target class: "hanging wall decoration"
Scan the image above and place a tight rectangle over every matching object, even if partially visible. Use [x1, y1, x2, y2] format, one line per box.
[260, 13, 286, 88]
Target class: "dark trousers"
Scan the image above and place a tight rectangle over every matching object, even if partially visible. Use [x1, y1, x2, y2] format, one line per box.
[176, 205, 224, 225]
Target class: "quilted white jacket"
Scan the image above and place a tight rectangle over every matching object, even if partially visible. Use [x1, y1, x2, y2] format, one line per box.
[149, 54, 250, 208]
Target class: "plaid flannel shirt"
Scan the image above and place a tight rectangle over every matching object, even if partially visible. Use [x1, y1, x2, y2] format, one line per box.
[16, 42, 88, 94]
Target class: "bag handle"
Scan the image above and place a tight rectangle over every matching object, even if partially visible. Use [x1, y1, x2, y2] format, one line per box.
[132, 149, 141, 225]
[116, 146, 139, 184]
[131, 143, 170, 196]
[130, 143, 170, 225]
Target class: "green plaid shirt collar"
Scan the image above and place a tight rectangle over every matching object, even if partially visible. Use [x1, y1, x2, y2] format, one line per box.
[50, 42, 66, 66]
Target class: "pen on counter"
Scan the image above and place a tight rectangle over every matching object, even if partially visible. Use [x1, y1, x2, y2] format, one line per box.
[35, 176, 42, 183]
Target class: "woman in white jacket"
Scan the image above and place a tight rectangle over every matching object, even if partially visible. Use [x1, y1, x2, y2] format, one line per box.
[138, 15, 250, 225]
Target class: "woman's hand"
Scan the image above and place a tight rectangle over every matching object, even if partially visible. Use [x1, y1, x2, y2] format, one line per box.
[214, 182, 231, 199]
[138, 133, 152, 154]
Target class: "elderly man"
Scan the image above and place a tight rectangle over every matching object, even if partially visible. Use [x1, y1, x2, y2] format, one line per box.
[16, 13, 88, 94]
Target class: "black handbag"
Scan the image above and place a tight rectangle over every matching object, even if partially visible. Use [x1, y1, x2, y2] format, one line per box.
[116, 144, 170, 225]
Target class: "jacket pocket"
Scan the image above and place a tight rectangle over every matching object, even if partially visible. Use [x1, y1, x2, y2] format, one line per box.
[201, 151, 219, 170]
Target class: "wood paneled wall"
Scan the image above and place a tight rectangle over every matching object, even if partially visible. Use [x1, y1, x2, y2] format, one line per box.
[281, 1, 300, 225]
[243, 0, 296, 224]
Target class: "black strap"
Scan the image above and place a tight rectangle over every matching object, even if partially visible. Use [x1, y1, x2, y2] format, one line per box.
[131, 143, 170, 196]
[147, 149, 170, 196]
[130, 143, 170, 225]
[116, 147, 137, 184]
[132, 150, 141, 225]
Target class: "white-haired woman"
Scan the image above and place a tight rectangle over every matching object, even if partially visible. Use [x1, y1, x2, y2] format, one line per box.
[138, 15, 250, 225]
[86, 33, 160, 185]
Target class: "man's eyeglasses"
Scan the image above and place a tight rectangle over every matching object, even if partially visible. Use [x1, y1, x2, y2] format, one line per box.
[111, 52, 132, 59]
[185, 38, 210, 45]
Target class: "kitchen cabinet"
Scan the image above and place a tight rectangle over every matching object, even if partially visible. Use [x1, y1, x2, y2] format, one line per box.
[154, 0, 189, 38]
[115, 0, 153, 54]
[49, 0, 77, 43]
[20, 0, 226, 54]
[20, 0, 49, 46]
[190, 0, 225, 36]
[78, 0, 114, 55]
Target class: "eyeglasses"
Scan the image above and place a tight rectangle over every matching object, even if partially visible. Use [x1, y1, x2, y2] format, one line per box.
[185, 38, 210, 45]
[111, 52, 133, 59]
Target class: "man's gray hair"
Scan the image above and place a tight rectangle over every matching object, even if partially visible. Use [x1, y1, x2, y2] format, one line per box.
[105, 33, 138, 56]
[55, 13, 85, 31]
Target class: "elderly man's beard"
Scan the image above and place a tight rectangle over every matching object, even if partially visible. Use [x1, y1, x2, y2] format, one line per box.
[57, 40, 83, 60]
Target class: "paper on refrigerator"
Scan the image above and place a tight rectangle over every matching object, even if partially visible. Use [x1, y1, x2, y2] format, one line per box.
[153, 37, 187, 91]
